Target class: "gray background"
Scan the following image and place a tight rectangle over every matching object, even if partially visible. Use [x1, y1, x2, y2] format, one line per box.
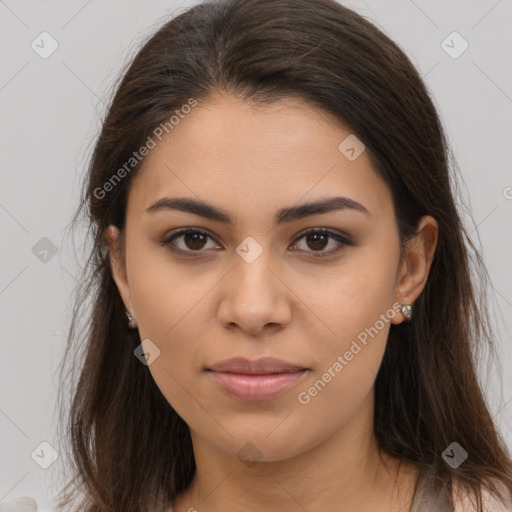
[1, 0, 511, 509]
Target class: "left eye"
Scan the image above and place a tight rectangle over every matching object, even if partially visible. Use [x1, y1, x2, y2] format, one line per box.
[160, 227, 352, 257]
[290, 228, 352, 257]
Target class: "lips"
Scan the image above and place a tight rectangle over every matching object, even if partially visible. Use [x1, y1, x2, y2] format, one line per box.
[206, 356, 307, 374]
[205, 357, 309, 401]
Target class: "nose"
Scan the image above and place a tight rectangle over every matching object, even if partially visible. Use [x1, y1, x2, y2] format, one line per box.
[217, 248, 292, 337]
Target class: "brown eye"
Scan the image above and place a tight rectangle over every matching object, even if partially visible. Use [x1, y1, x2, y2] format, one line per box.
[290, 228, 353, 258]
[305, 232, 330, 251]
[159, 227, 353, 258]
[182, 231, 208, 250]
[161, 228, 220, 254]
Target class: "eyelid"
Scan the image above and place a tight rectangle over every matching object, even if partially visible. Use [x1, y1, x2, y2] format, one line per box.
[289, 227, 352, 257]
[292, 226, 352, 244]
[160, 227, 221, 252]
[159, 226, 353, 256]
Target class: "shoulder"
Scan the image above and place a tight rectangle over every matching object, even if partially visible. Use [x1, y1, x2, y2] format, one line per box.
[452, 479, 512, 512]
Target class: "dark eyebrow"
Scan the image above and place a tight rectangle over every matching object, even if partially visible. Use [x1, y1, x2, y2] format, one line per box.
[145, 196, 370, 224]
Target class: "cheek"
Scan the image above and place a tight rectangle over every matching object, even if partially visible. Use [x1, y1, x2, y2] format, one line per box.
[292, 251, 398, 350]
[128, 240, 210, 339]
[300, 293, 393, 409]
[131, 267, 209, 418]
[127, 246, 219, 396]
[293, 280, 395, 431]
[289, 245, 399, 395]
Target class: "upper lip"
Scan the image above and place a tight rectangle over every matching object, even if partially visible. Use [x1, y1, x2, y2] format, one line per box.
[206, 357, 308, 375]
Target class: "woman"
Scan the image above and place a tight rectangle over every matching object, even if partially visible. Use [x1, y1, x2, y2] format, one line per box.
[51, 0, 512, 510]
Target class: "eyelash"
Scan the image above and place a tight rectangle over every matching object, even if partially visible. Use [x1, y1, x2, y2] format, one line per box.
[159, 227, 353, 259]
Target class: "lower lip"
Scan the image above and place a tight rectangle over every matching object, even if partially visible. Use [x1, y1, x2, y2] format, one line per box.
[207, 370, 308, 401]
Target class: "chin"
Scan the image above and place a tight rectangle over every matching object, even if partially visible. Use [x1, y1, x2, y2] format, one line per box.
[210, 429, 311, 464]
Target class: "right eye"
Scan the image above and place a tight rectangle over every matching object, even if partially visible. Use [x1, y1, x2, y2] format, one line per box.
[159, 228, 222, 254]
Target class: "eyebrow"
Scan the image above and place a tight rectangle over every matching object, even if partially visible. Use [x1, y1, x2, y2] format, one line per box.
[145, 196, 370, 224]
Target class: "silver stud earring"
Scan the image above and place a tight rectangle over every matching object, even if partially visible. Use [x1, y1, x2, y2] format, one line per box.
[126, 310, 137, 328]
[401, 304, 413, 321]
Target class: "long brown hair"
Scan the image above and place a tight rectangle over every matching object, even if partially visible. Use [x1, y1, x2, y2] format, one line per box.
[53, 0, 512, 510]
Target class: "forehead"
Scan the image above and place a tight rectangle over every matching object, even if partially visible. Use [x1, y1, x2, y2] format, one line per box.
[127, 94, 394, 223]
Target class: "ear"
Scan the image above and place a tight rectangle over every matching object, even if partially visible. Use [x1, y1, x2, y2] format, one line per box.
[390, 215, 438, 325]
[105, 225, 136, 320]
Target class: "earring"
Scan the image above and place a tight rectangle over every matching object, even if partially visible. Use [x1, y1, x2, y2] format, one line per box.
[401, 304, 413, 321]
[126, 310, 138, 328]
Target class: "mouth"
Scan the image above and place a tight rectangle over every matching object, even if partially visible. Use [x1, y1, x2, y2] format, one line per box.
[205, 357, 309, 401]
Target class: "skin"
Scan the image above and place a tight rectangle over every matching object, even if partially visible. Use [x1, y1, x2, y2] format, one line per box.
[106, 93, 438, 512]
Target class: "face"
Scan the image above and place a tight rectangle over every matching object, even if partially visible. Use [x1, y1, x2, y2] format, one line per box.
[107, 94, 435, 463]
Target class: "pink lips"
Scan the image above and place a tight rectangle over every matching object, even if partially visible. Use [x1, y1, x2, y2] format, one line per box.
[206, 357, 309, 401]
